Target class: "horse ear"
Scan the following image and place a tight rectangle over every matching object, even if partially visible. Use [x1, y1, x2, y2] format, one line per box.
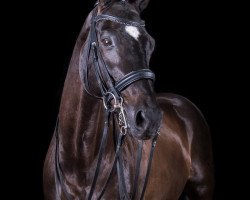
[97, 0, 150, 13]
[129, 0, 150, 12]
[97, 0, 114, 7]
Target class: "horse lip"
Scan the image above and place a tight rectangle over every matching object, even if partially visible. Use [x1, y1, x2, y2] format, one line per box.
[125, 108, 163, 140]
[127, 124, 160, 140]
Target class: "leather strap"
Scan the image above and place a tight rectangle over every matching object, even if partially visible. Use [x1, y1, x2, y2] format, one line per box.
[95, 14, 145, 27]
[131, 140, 143, 199]
[115, 69, 155, 93]
[88, 111, 111, 200]
[140, 134, 159, 200]
[117, 144, 130, 200]
[97, 132, 125, 199]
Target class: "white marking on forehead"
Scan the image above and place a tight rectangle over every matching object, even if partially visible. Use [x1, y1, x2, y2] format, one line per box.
[125, 26, 140, 40]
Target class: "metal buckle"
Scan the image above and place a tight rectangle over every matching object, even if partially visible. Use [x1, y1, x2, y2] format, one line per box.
[103, 93, 127, 135]
[117, 97, 127, 135]
[102, 92, 117, 112]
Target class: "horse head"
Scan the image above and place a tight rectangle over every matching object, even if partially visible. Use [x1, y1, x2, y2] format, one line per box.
[80, 0, 162, 140]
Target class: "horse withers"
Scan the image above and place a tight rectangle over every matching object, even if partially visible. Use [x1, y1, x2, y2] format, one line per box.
[43, 0, 214, 199]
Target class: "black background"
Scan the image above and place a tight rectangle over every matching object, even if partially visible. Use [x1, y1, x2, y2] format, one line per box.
[7, 0, 247, 199]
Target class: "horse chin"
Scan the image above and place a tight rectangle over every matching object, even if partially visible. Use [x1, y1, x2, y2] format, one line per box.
[128, 129, 158, 140]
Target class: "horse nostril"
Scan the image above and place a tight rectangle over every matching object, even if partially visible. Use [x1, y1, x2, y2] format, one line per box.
[136, 110, 145, 128]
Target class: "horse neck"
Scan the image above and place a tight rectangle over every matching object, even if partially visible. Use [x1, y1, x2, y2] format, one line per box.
[57, 14, 107, 169]
[58, 60, 137, 176]
[56, 10, 137, 182]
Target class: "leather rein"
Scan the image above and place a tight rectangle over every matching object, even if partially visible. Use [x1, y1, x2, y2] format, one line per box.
[55, 5, 160, 200]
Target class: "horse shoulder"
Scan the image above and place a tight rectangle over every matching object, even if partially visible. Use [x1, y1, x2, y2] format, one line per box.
[156, 92, 209, 147]
[156, 93, 214, 199]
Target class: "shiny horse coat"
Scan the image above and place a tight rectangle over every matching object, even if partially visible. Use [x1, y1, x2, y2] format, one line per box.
[43, 0, 214, 199]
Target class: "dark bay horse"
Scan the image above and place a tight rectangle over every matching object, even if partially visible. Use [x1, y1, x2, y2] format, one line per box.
[43, 0, 214, 199]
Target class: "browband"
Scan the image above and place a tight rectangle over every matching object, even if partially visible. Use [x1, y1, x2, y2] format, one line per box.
[95, 14, 145, 27]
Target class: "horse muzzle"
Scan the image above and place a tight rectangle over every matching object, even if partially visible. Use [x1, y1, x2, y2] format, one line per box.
[127, 105, 163, 140]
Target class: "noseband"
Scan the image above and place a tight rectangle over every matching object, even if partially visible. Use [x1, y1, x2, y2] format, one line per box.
[55, 5, 160, 200]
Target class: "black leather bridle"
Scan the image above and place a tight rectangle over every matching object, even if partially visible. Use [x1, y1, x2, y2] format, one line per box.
[55, 3, 160, 200]
[83, 10, 155, 108]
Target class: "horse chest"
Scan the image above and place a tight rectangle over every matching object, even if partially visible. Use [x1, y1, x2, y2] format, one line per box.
[143, 137, 190, 199]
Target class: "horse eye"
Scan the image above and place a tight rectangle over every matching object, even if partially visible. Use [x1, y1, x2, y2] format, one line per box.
[101, 38, 113, 47]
